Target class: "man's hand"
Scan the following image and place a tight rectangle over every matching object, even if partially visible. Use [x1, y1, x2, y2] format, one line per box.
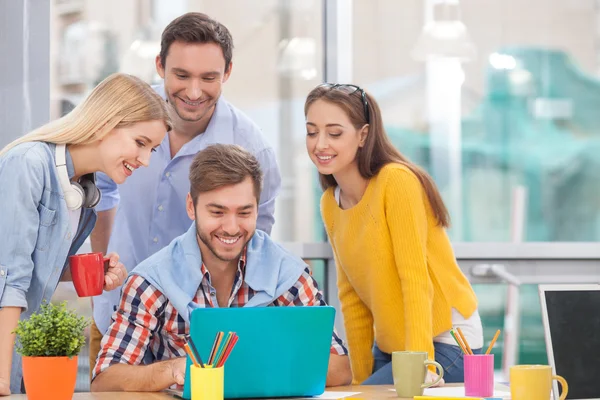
[103, 252, 127, 291]
[426, 370, 445, 387]
[170, 357, 186, 387]
[92, 357, 187, 392]
[0, 377, 10, 396]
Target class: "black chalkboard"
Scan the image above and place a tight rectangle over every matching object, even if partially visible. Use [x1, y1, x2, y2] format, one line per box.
[544, 289, 600, 399]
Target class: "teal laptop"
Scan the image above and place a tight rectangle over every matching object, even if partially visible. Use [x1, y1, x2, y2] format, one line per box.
[181, 306, 336, 399]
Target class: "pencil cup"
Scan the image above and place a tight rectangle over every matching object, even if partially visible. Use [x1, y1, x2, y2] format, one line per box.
[190, 364, 224, 400]
[464, 354, 494, 398]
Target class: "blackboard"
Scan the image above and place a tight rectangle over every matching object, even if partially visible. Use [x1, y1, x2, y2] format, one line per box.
[544, 289, 600, 399]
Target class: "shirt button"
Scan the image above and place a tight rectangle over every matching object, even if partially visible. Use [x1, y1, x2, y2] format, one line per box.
[153, 237, 158, 243]
[0, 269, 5, 276]
[158, 205, 164, 211]
[165, 172, 171, 178]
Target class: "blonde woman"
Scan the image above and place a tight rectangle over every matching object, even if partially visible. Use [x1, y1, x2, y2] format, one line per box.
[0, 72, 173, 396]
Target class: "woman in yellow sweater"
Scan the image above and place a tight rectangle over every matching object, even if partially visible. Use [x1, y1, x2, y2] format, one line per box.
[304, 83, 483, 385]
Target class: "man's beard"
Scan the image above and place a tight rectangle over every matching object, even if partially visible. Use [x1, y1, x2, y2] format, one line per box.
[196, 221, 247, 262]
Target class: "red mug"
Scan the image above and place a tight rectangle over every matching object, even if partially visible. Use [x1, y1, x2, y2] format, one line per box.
[69, 252, 108, 297]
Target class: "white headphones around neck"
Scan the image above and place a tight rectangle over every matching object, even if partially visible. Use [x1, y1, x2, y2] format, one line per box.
[55, 144, 101, 210]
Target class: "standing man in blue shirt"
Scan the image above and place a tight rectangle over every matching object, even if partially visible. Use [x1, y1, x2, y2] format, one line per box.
[89, 12, 281, 374]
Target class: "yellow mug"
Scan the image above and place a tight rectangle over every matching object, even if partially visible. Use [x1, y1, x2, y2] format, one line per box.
[510, 365, 568, 400]
[190, 364, 224, 400]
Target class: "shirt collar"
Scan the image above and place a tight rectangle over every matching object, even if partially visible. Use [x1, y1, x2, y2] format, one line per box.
[202, 96, 235, 145]
[65, 147, 76, 179]
[154, 83, 235, 155]
[51, 142, 76, 179]
[63, 144, 96, 185]
[200, 247, 247, 284]
[179, 224, 277, 298]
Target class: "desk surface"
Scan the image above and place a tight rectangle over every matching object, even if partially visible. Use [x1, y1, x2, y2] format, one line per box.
[7, 384, 510, 399]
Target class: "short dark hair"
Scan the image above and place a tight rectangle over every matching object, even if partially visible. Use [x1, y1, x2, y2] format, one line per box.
[159, 12, 234, 71]
[189, 144, 262, 205]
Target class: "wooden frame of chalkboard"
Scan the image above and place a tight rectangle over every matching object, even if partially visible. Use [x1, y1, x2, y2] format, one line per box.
[539, 284, 600, 400]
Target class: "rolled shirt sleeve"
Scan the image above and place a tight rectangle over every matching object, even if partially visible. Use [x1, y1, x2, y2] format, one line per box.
[0, 154, 46, 311]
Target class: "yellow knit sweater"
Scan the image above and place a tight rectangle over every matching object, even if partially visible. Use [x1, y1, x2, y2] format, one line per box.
[321, 163, 478, 384]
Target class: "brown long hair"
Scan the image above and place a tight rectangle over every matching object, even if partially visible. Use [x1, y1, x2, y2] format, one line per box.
[304, 85, 450, 227]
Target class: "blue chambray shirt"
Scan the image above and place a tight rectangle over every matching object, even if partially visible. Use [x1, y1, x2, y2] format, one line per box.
[92, 86, 281, 334]
[0, 142, 97, 394]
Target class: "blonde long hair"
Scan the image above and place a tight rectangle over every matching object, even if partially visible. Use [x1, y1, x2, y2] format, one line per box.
[0, 73, 173, 156]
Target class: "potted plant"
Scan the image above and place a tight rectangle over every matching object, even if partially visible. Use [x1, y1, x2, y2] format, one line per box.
[13, 301, 89, 400]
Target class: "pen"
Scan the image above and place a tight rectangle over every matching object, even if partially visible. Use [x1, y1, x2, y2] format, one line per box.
[186, 336, 205, 368]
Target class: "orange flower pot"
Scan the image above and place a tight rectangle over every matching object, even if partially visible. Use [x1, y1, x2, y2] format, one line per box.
[22, 355, 78, 400]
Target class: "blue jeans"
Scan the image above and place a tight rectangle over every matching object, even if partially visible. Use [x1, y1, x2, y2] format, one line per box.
[362, 342, 482, 385]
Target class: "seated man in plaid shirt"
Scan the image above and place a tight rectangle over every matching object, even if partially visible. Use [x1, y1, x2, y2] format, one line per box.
[91, 144, 351, 392]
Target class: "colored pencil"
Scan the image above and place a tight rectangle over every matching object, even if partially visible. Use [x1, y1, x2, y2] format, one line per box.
[186, 336, 205, 368]
[456, 327, 473, 355]
[208, 331, 224, 365]
[183, 343, 200, 368]
[450, 330, 467, 354]
[485, 329, 501, 355]
[216, 334, 239, 368]
[214, 332, 234, 366]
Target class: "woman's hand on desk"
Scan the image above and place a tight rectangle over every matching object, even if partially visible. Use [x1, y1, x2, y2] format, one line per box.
[426, 370, 445, 387]
[0, 376, 10, 396]
[103, 252, 127, 291]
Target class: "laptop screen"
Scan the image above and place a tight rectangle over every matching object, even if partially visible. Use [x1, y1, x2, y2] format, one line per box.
[540, 285, 600, 400]
[183, 306, 336, 399]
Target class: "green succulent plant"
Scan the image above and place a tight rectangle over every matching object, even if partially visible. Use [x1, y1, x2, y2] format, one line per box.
[13, 301, 89, 357]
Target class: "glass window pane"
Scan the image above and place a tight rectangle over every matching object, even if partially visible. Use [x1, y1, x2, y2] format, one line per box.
[49, 0, 326, 390]
[51, 0, 325, 245]
[352, 0, 598, 370]
[352, 0, 600, 243]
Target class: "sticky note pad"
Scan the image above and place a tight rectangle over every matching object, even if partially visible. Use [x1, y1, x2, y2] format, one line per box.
[414, 397, 483, 400]
[413, 396, 505, 400]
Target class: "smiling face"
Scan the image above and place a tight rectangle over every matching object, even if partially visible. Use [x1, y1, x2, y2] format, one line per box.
[305, 99, 367, 177]
[156, 41, 231, 124]
[97, 119, 166, 184]
[186, 176, 257, 264]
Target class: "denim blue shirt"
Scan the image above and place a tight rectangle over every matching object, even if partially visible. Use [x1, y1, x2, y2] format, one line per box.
[0, 142, 96, 394]
[92, 86, 281, 334]
[134, 224, 306, 323]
